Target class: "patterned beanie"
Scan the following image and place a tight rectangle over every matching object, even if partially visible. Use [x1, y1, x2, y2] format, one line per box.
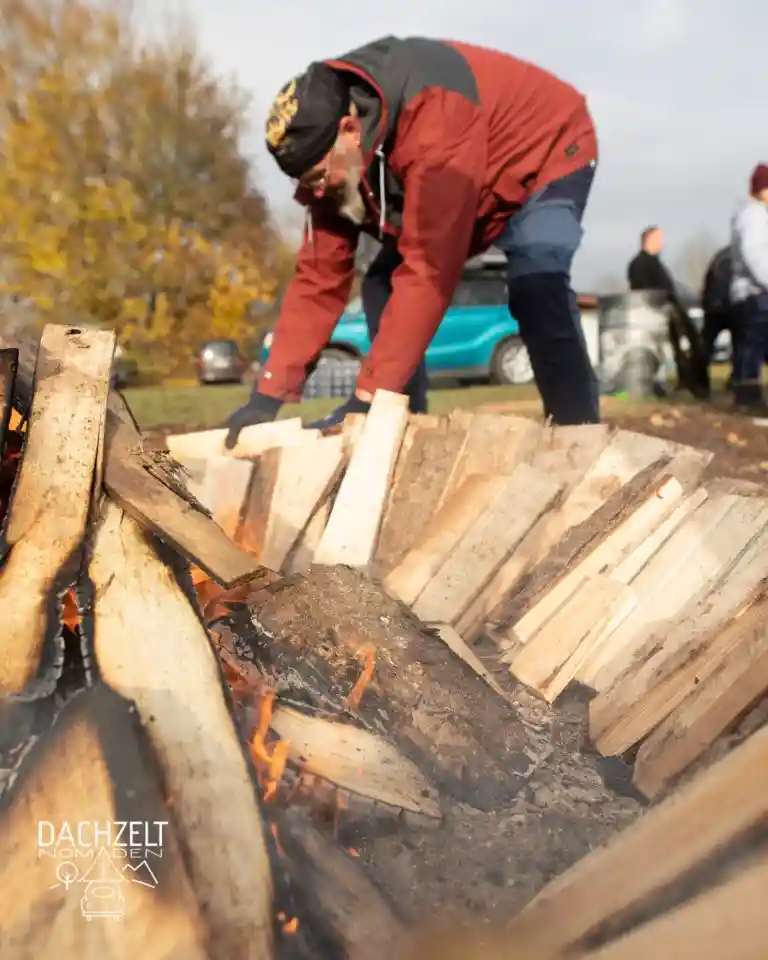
[265, 63, 348, 178]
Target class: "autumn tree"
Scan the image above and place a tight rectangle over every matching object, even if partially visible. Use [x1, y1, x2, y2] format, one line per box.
[0, 0, 279, 379]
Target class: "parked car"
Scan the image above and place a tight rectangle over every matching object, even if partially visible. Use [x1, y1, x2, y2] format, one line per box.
[196, 339, 248, 385]
[259, 264, 534, 386]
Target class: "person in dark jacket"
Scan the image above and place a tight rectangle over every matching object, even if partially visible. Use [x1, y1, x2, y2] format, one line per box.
[224, 36, 601, 447]
[701, 245, 735, 387]
[627, 225, 674, 293]
[627, 226, 709, 398]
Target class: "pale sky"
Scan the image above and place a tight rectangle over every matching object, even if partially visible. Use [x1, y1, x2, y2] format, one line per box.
[142, 0, 766, 289]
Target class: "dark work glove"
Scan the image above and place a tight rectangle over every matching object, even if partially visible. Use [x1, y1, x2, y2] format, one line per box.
[306, 394, 371, 431]
[224, 391, 283, 449]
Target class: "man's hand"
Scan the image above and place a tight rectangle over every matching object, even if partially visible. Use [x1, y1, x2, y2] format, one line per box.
[306, 394, 371, 431]
[224, 391, 284, 449]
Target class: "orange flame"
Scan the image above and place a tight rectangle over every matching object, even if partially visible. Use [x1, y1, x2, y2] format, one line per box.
[61, 589, 80, 631]
[249, 688, 291, 802]
[347, 645, 375, 711]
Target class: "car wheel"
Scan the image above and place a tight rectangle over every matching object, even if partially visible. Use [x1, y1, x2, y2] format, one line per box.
[490, 337, 534, 385]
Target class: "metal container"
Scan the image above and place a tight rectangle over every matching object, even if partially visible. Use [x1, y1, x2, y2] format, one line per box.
[596, 290, 673, 397]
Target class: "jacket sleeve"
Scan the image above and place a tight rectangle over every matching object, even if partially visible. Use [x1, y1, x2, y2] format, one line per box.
[356, 89, 486, 396]
[740, 205, 768, 291]
[258, 203, 359, 401]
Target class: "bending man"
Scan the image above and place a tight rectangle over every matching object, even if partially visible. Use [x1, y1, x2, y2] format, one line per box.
[226, 36, 601, 446]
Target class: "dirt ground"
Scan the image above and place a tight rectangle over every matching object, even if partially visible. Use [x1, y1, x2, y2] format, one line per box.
[606, 401, 768, 485]
[346, 684, 642, 930]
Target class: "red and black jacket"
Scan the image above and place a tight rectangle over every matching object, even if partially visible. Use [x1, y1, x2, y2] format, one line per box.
[260, 36, 598, 401]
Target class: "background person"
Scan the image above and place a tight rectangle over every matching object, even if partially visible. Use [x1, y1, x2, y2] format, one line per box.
[729, 163, 768, 414]
[626, 225, 709, 398]
[700, 245, 735, 389]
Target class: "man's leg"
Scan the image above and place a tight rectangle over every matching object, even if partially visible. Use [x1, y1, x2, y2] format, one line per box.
[704, 307, 736, 392]
[731, 298, 766, 411]
[702, 310, 726, 364]
[362, 243, 429, 414]
[757, 299, 768, 394]
[497, 164, 600, 425]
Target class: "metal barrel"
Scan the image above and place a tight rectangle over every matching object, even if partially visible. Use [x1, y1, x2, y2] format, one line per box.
[596, 290, 673, 397]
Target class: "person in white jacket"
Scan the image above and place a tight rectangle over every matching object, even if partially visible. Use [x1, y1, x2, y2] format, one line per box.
[730, 163, 768, 413]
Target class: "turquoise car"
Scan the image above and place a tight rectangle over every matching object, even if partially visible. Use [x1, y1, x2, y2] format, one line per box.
[259, 267, 534, 386]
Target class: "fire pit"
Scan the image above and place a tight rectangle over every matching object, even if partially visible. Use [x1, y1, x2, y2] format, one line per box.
[1, 324, 767, 959]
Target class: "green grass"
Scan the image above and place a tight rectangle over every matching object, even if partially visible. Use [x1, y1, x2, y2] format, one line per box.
[122, 381, 541, 431]
[123, 365, 734, 433]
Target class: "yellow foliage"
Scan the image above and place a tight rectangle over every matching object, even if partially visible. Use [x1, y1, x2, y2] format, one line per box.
[0, 0, 281, 380]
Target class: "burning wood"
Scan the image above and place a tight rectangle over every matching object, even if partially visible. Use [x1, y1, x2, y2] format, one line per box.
[0, 326, 280, 958]
[215, 626, 441, 819]
[210, 564, 532, 816]
[268, 706, 442, 819]
[0, 323, 417, 960]
[276, 809, 408, 960]
[5, 321, 765, 959]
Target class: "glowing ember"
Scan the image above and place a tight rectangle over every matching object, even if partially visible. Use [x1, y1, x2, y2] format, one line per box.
[276, 912, 299, 935]
[192, 570, 275, 623]
[8, 409, 23, 432]
[347, 645, 376, 711]
[61, 589, 80, 631]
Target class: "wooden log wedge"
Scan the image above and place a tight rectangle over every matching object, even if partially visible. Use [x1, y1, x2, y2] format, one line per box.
[89, 498, 274, 960]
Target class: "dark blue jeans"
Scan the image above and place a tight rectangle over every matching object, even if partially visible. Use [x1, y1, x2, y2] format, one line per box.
[495, 163, 600, 424]
[731, 294, 768, 387]
[362, 242, 429, 413]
